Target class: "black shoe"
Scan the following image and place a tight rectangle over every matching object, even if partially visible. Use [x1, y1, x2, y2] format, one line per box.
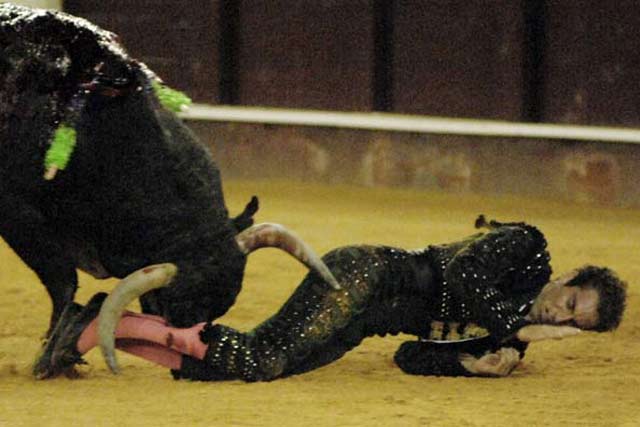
[33, 292, 108, 379]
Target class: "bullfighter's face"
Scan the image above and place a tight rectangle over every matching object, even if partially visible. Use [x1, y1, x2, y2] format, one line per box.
[526, 270, 600, 330]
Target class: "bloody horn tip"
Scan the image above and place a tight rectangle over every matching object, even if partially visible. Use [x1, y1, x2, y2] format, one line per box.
[98, 263, 178, 374]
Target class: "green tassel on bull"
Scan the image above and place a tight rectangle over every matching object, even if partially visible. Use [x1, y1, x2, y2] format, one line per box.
[152, 81, 192, 113]
[43, 83, 191, 180]
[44, 124, 77, 180]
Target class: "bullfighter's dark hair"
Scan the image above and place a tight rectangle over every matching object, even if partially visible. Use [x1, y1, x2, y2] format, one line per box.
[567, 265, 627, 332]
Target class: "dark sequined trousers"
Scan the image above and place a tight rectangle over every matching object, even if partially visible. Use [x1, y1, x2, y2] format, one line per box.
[172, 246, 421, 382]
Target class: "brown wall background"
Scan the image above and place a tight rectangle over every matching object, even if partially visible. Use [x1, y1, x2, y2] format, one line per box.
[543, 2, 640, 126]
[64, 0, 221, 102]
[61, 0, 640, 206]
[63, 0, 640, 126]
[235, 0, 375, 111]
[185, 120, 640, 207]
[392, 2, 524, 120]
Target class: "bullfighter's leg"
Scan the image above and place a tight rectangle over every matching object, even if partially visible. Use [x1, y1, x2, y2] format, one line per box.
[96, 247, 377, 381]
[114, 340, 183, 369]
[52, 293, 359, 381]
[97, 272, 367, 381]
[42, 247, 371, 380]
[0, 194, 78, 335]
[77, 313, 207, 361]
[34, 267, 199, 379]
[35, 307, 203, 377]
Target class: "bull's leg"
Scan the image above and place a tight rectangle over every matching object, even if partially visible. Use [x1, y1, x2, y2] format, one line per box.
[0, 194, 78, 336]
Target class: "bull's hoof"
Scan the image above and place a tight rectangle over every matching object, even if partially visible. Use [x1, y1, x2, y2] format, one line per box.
[33, 302, 83, 379]
[33, 292, 107, 379]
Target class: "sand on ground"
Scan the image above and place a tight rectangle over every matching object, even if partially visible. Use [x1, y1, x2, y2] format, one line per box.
[1, 180, 639, 426]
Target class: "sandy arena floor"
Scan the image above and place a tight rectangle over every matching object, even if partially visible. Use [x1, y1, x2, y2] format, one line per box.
[0, 179, 638, 426]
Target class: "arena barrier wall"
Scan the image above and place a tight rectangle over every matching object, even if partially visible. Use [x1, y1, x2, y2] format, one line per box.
[182, 105, 640, 208]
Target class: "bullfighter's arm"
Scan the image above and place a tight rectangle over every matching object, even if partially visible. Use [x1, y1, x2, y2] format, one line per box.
[443, 224, 552, 342]
[0, 193, 77, 333]
[394, 338, 528, 377]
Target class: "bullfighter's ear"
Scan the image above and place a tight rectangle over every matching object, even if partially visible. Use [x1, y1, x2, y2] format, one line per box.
[232, 196, 260, 232]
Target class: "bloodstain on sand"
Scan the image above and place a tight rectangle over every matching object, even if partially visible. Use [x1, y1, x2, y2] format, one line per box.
[0, 180, 638, 426]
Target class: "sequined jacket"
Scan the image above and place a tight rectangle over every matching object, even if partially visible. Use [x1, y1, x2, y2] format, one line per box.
[175, 221, 552, 381]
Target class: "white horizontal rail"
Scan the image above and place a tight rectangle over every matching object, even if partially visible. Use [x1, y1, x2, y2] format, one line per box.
[180, 104, 640, 144]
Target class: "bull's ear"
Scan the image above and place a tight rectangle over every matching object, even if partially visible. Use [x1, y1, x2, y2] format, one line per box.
[232, 196, 259, 232]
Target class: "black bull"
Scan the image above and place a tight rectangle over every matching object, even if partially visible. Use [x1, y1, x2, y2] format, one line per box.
[0, 4, 336, 336]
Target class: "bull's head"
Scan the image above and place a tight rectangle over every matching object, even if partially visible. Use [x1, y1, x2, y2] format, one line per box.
[0, 4, 146, 180]
[0, 3, 134, 117]
[97, 222, 341, 374]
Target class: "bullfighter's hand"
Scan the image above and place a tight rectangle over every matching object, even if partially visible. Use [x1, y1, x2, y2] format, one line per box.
[459, 347, 521, 377]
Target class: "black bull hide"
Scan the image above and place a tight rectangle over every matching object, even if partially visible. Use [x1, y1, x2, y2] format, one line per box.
[0, 4, 263, 330]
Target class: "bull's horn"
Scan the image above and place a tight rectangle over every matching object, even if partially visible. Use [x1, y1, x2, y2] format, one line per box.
[235, 222, 341, 290]
[97, 263, 178, 374]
